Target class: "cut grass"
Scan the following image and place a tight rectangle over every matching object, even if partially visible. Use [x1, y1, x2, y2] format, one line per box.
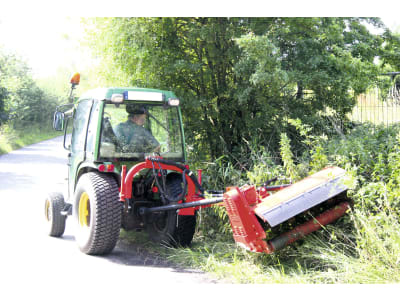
[119, 228, 321, 283]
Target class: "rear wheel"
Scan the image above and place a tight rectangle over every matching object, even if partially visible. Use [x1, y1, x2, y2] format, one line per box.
[147, 173, 196, 247]
[44, 192, 66, 237]
[73, 172, 122, 255]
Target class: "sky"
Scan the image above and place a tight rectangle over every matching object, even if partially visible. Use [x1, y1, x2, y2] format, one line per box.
[0, 16, 90, 78]
[1, 1, 400, 79]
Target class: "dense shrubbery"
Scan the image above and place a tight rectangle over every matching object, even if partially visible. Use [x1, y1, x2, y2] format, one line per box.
[186, 121, 400, 282]
[0, 50, 59, 129]
[0, 48, 63, 154]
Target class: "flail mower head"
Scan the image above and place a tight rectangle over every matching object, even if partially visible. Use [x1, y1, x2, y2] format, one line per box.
[223, 166, 350, 253]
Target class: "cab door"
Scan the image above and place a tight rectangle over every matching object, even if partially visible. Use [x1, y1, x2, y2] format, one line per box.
[68, 99, 93, 199]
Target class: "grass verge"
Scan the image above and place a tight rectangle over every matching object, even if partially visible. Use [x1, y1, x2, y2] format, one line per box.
[119, 204, 400, 284]
[0, 123, 62, 155]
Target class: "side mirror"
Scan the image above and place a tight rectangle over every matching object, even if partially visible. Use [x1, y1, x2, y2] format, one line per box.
[53, 111, 65, 131]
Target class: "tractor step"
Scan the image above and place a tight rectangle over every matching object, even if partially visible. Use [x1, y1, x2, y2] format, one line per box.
[254, 166, 348, 227]
[61, 203, 72, 216]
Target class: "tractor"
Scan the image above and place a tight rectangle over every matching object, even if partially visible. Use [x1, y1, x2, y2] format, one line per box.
[44, 73, 351, 255]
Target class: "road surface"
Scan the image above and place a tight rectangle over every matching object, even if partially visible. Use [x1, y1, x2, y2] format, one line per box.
[0, 136, 220, 299]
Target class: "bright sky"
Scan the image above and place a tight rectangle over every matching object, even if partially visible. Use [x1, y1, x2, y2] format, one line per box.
[0, 2, 399, 79]
[0, 16, 90, 78]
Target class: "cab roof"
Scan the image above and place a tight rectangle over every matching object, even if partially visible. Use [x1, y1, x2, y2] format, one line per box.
[78, 87, 177, 102]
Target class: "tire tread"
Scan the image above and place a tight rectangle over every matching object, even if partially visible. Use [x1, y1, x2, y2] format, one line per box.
[75, 172, 121, 255]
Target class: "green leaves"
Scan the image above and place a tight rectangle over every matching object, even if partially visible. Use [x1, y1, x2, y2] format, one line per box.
[279, 132, 298, 181]
[85, 17, 390, 161]
[236, 34, 288, 89]
[0, 49, 58, 128]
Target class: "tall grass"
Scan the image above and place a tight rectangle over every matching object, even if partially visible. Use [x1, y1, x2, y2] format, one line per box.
[0, 123, 61, 155]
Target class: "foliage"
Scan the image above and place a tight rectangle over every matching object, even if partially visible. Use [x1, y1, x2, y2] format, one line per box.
[381, 30, 400, 71]
[85, 17, 388, 161]
[0, 123, 61, 155]
[279, 132, 298, 181]
[0, 48, 59, 129]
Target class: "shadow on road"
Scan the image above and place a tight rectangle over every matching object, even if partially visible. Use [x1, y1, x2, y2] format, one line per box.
[55, 231, 217, 281]
[108, 239, 218, 282]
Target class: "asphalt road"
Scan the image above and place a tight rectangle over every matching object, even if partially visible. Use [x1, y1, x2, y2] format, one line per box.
[0, 136, 221, 299]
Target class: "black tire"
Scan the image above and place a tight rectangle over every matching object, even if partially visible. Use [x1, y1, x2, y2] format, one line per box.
[172, 214, 197, 247]
[44, 192, 66, 237]
[73, 172, 122, 255]
[147, 173, 196, 247]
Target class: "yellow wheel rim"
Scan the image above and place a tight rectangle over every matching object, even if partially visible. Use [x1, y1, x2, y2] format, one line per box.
[45, 199, 51, 221]
[78, 192, 91, 227]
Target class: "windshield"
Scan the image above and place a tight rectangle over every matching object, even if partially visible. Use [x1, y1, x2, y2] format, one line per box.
[99, 103, 184, 161]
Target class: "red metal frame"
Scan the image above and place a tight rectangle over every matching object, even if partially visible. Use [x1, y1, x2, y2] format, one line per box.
[119, 157, 200, 215]
[223, 185, 274, 253]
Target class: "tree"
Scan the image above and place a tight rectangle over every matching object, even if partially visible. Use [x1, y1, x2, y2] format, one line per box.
[381, 30, 400, 71]
[0, 49, 58, 128]
[0, 86, 8, 125]
[0, 53, 9, 125]
[86, 17, 387, 161]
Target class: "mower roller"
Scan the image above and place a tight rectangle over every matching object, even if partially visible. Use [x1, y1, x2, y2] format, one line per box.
[45, 75, 350, 256]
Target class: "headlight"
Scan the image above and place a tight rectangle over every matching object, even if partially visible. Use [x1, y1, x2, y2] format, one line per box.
[168, 98, 180, 106]
[111, 93, 124, 104]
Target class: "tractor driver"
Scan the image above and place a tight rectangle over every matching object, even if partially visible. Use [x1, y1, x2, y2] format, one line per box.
[114, 106, 160, 153]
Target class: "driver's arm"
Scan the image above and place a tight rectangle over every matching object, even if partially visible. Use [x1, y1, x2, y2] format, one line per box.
[143, 129, 160, 152]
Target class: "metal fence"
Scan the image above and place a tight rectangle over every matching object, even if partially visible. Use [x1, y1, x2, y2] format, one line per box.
[349, 76, 400, 127]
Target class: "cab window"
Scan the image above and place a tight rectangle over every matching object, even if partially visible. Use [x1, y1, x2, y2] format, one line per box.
[71, 100, 92, 153]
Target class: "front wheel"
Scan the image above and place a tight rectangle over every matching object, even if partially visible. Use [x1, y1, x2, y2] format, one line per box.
[44, 192, 66, 237]
[73, 172, 122, 255]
